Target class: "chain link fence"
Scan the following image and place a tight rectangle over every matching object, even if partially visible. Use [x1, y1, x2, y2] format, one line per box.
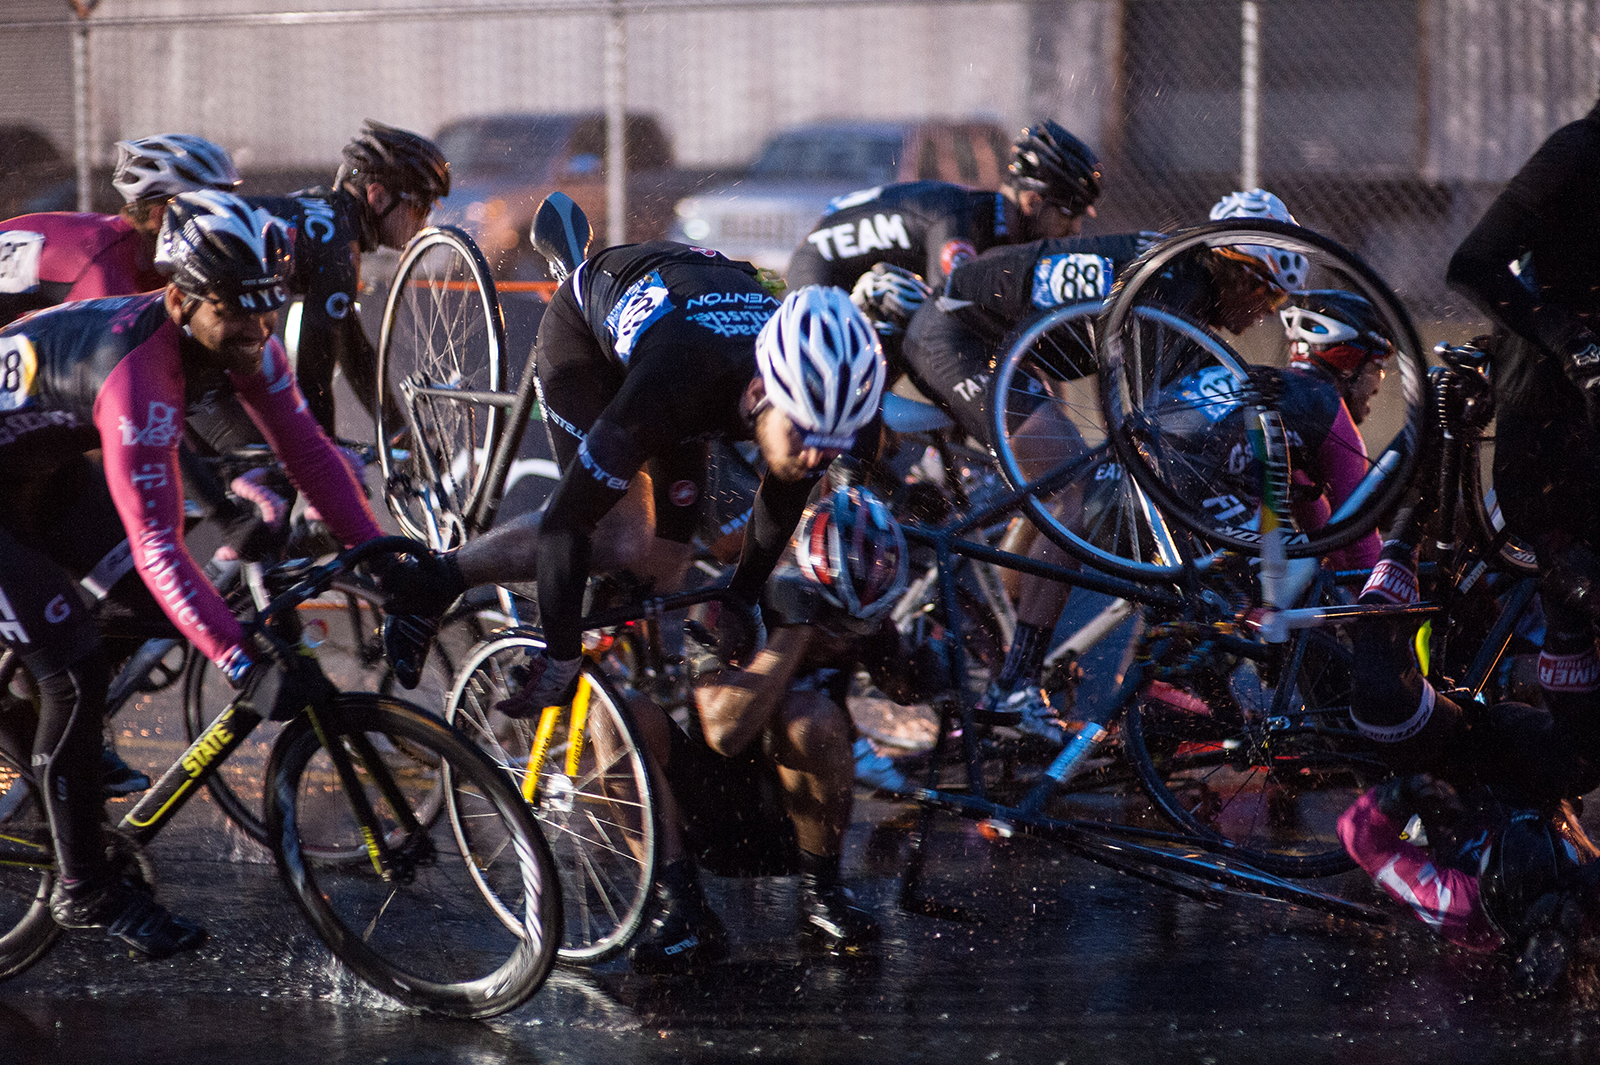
[3, 0, 1599, 338]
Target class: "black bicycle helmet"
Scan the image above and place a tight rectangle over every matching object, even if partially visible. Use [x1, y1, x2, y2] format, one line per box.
[1479, 808, 1579, 945]
[155, 189, 291, 312]
[336, 119, 450, 200]
[1008, 120, 1101, 216]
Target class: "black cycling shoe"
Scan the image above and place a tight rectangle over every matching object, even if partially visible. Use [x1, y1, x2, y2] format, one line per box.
[798, 873, 880, 950]
[50, 876, 207, 960]
[100, 745, 151, 797]
[382, 613, 437, 691]
[628, 863, 729, 975]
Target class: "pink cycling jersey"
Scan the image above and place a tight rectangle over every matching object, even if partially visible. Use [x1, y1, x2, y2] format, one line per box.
[1338, 788, 1503, 952]
[95, 320, 381, 668]
[0, 212, 163, 304]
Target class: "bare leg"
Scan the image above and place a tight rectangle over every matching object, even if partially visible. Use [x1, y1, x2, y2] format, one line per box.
[769, 691, 854, 857]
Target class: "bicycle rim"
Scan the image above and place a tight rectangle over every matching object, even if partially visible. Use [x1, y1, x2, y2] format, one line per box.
[1121, 626, 1386, 877]
[448, 633, 658, 964]
[376, 225, 507, 550]
[1462, 428, 1539, 575]
[990, 301, 1209, 580]
[0, 762, 60, 980]
[1101, 220, 1426, 560]
[267, 694, 559, 1018]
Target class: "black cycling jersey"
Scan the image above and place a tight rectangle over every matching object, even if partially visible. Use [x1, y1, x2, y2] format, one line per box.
[246, 187, 381, 433]
[786, 182, 1009, 292]
[902, 232, 1153, 443]
[534, 241, 815, 661]
[1446, 102, 1600, 546]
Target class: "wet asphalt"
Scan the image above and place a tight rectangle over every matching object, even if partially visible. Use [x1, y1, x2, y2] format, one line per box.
[7, 680, 1600, 1065]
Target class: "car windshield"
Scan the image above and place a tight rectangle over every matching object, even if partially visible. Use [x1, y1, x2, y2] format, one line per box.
[747, 130, 902, 184]
[434, 116, 573, 178]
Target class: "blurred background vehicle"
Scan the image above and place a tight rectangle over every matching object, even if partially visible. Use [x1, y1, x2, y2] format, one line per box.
[669, 119, 1010, 274]
[0, 124, 75, 218]
[429, 112, 720, 280]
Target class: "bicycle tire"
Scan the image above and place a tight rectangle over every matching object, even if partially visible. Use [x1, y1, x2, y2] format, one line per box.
[181, 578, 481, 861]
[376, 225, 508, 550]
[1462, 427, 1540, 576]
[990, 301, 1209, 580]
[447, 631, 658, 964]
[0, 764, 61, 980]
[1119, 620, 1387, 877]
[1100, 220, 1427, 560]
[266, 693, 560, 1018]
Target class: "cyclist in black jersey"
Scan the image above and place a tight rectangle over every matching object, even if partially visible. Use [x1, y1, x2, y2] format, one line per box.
[786, 121, 1101, 367]
[909, 190, 1312, 741]
[381, 243, 887, 700]
[1447, 97, 1600, 615]
[621, 485, 936, 969]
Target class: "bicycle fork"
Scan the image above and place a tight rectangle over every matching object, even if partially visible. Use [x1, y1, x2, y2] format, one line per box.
[521, 675, 592, 805]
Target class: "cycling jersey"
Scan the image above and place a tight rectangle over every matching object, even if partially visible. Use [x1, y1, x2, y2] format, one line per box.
[246, 188, 379, 433]
[785, 182, 1009, 292]
[0, 292, 382, 670]
[1158, 360, 1379, 570]
[1447, 104, 1600, 548]
[534, 241, 815, 661]
[0, 213, 165, 327]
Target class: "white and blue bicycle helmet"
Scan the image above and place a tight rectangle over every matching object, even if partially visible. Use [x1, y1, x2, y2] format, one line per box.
[754, 285, 886, 450]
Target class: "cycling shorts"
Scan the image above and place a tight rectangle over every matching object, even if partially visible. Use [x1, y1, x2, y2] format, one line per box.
[665, 714, 800, 877]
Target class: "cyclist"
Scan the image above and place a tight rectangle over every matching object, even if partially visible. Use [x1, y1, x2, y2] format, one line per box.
[905, 190, 1317, 740]
[231, 120, 449, 439]
[786, 121, 1101, 364]
[0, 134, 241, 326]
[622, 484, 939, 970]
[0, 190, 405, 958]
[1446, 99, 1600, 637]
[380, 244, 886, 707]
[1340, 772, 1600, 995]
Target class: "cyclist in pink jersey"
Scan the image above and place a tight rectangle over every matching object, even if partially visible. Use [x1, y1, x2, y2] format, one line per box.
[0, 191, 429, 960]
[0, 135, 240, 325]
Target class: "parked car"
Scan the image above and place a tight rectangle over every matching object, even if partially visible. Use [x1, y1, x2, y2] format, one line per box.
[0, 125, 74, 219]
[669, 120, 1012, 274]
[429, 112, 715, 280]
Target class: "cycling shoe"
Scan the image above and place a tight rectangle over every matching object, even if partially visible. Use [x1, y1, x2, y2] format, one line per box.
[798, 874, 880, 950]
[50, 876, 206, 959]
[628, 862, 729, 975]
[100, 745, 151, 797]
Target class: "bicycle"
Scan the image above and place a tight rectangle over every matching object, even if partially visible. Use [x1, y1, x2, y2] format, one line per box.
[0, 538, 562, 1018]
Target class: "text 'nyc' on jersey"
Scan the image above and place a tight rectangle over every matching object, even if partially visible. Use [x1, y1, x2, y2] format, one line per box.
[786, 182, 1008, 291]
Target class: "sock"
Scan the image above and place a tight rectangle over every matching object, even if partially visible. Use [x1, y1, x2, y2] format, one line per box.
[997, 622, 1046, 689]
[1360, 536, 1419, 606]
[798, 850, 841, 888]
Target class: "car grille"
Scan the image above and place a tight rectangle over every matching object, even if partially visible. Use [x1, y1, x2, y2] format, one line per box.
[718, 213, 801, 246]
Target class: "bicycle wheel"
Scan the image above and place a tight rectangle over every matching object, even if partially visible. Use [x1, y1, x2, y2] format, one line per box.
[376, 225, 508, 550]
[1120, 620, 1388, 877]
[0, 757, 60, 980]
[267, 693, 560, 1018]
[1462, 426, 1540, 576]
[1100, 220, 1426, 560]
[447, 632, 657, 964]
[990, 301, 1208, 580]
[182, 578, 479, 860]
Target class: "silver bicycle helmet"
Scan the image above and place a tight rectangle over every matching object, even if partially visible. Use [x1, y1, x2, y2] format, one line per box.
[156, 190, 291, 312]
[1209, 188, 1310, 293]
[794, 484, 909, 622]
[754, 285, 886, 450]
[112, 134, 241, 204]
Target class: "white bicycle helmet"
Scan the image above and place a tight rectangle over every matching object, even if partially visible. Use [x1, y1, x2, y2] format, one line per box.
[112, 134, 241, 204]
[754, 285, 886, 450]
[1208, 188, 1310, 293]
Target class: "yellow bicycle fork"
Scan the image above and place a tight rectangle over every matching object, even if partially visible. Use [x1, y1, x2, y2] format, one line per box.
[521, 674, 592, 803]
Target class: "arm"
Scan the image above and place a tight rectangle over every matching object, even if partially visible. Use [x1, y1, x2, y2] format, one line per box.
[290, 239, 363, 433]
[1446, 126, 1594, 353]
[1312, 402, 1380, 571]
[230, 337, 383, 548]
[94, 329, 247, 670]
[694, 625, 817, 757]
[1337, 789, 1502, 951]
[726, 470, 823, 604]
